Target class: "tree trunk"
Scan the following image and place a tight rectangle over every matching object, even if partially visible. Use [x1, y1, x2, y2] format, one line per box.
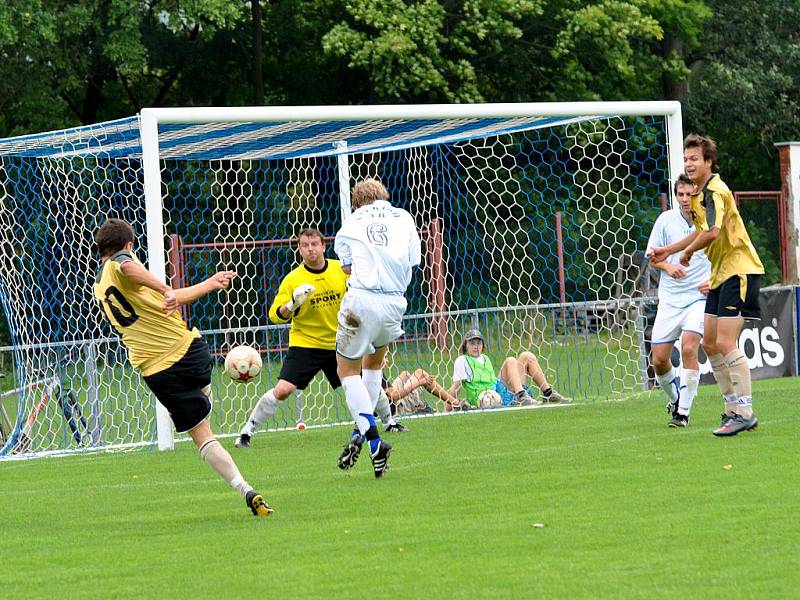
[251, 0, 264, 105]
[661, 36, 688, 102]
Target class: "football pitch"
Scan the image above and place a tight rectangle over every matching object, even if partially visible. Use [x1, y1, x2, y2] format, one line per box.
[2, 377, 798, 599]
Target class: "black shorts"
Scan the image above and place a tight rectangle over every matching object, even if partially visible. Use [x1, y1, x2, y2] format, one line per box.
[143, 338, 213, 433]
[705, 274, 762, 319]
[279, 346, 341, 390]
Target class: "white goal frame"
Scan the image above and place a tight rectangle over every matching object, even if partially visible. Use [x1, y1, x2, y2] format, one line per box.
[139, 101, 684, 451]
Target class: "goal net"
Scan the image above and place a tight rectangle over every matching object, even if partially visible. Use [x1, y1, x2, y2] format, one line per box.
[0, 103, 682, 457]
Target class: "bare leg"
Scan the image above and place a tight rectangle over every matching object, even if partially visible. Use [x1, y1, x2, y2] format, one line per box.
[499, 357, 524, 392]
[518, 351, 550, 391]
[424, 378, 458, 407]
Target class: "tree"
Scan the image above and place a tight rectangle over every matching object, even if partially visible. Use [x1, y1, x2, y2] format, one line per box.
[321, 0, 542, 103]
[683, 0, 800, 190]
[541, 0, 710, 101]
[0, 1, 248, 134]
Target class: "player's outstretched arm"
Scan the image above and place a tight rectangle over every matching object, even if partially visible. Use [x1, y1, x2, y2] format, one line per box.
[682, 227, 719, 256]
[647, 230, 699, 263]
[170, 271, 236, 306]
[120, 262, 235, 308]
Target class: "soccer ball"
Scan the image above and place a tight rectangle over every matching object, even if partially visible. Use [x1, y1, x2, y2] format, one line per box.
[477, 389, 502, 408]
[224, 345, 262, 382]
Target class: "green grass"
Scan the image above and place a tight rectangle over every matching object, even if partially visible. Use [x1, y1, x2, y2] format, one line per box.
[2, 377, 799, 599]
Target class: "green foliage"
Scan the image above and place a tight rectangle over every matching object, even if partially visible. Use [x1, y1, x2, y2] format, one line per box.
[553, 0, 664, 96]
[744, 218, 782, 286]
[684, 0, 800, 189]
[0, 0, 250, 132]
[322, 0, 540, 102]
[468, 0, 707, 102]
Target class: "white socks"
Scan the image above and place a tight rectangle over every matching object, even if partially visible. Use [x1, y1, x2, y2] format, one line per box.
[374, 388, 396, 426]
[242, 388, 280, 436]
[199, 438, 252, 498]
[678, 369, 700, 416]
[656, 367, 680, 405]
[341, 375, 373, 435]
[362, 369, 383, 410]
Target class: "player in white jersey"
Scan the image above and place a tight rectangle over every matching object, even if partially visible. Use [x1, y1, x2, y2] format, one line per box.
[333, 178, 421, 477]
[646, 174, 710, 427]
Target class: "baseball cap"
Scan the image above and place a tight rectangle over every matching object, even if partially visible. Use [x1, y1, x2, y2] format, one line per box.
[464, 329, 483, 342]
[461, 328, 484, 352]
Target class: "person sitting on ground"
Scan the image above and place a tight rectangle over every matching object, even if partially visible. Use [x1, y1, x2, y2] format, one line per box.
[448, 329, 569, 408]
[383, 365, 462, 414]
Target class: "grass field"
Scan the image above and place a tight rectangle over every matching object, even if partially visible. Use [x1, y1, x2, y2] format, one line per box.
[2, 377, 798, 599]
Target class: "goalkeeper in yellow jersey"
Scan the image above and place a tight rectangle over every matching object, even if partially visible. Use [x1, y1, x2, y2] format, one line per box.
[648, 134, 764, 436]
[235, 229, 349, 448]
[93, 219, 271, 517]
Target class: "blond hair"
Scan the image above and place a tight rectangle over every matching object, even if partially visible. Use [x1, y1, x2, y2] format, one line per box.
[351, 178, 389, 210]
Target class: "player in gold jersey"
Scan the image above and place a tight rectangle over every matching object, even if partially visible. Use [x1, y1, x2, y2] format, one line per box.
[648, 135, 764, 436]
[93, 219, 272, 516]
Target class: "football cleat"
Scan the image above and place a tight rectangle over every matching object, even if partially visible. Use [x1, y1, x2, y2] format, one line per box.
[337, 433, 364, 470]
[370, 440, 393, 478]
[713, 413, 758, 437]
[665, 381, 685, 414]
[234, 433, 251, 449]
[668, 414, 689, 428]
[245, 490, 273, 517]
[385, 422, 409, 433]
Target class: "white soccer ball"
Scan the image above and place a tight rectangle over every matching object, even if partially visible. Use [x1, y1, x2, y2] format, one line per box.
[477, 389, 502, 409]
[224, 345, 262, 382]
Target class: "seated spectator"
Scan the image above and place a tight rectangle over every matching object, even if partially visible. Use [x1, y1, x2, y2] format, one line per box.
[375, 354, 465, 414]
[385, 367, 465, 414]
[448, 329, 569, 409]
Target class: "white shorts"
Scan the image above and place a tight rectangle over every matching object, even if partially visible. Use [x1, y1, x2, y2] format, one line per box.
[336, 289, 407, 359]
[651, 299, 705, 344]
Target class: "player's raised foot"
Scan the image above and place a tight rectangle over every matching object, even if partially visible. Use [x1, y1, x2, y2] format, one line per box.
[245, 490, 273, 517]
[713, 413, 758, 437]
[371, 440, 393, 478]
[234, 433, 251, 449]
[668, 413, 689, 428]
[385, 422, 409, 433]
[337, 433, 364, 470]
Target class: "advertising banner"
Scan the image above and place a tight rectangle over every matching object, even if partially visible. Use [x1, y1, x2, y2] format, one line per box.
[698, 286, 796, 383]
[642, 286, 796, 386]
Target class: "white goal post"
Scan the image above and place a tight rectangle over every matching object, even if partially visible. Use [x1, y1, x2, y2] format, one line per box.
[0, 101, 683, 458]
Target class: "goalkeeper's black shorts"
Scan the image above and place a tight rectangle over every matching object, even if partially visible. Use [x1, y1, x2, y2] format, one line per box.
[279, 346, 341, 391]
